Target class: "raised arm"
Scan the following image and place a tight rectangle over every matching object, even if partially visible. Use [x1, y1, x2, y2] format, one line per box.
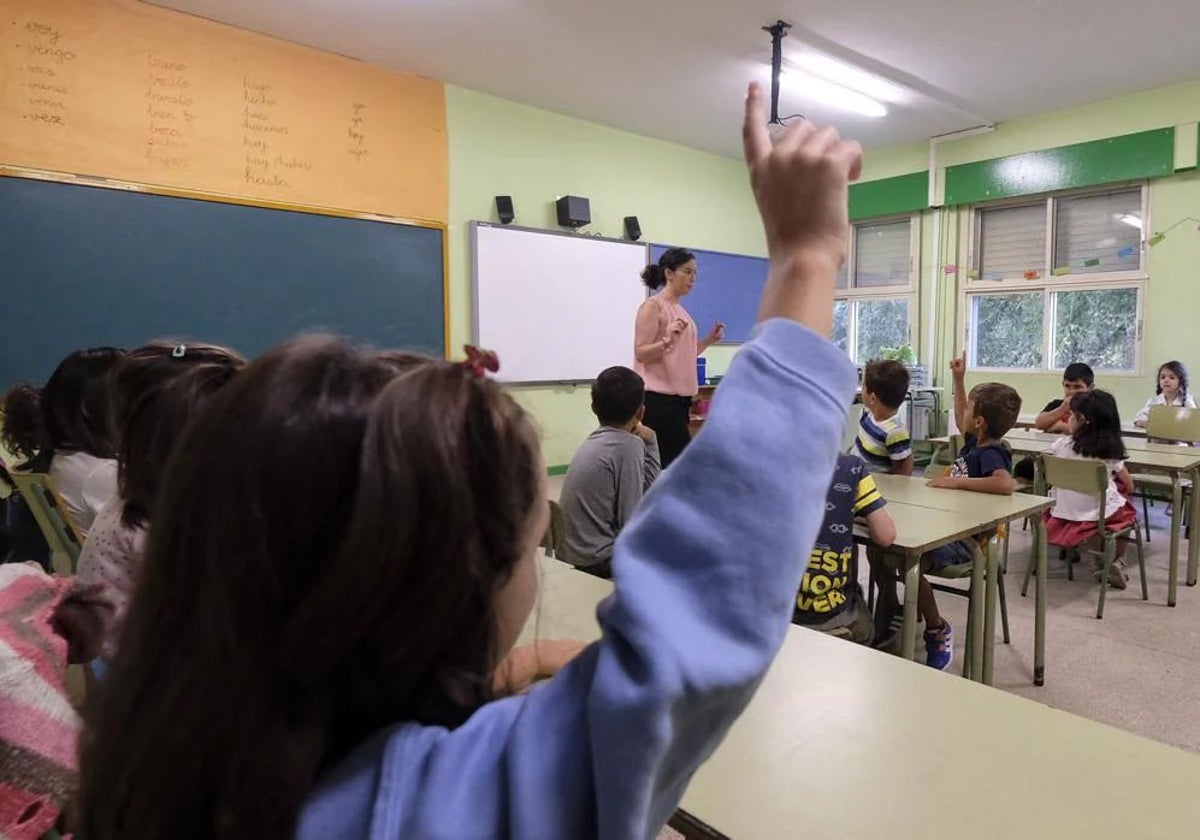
[950, 351, 968, 433]
[1036, 399, 1072, 432]
[299, 82, 864, 840]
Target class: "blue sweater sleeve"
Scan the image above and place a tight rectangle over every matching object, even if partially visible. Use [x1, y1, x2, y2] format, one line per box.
[297, 319, 857, 840]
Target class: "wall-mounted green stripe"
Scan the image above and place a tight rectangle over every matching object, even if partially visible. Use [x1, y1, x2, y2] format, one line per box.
[849, 171, 928, 220]
[547, 464, 569, 476]
[944, 128, 1175, 205]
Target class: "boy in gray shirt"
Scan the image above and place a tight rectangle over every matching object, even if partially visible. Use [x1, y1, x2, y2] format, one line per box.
[559, 366, 662, 578]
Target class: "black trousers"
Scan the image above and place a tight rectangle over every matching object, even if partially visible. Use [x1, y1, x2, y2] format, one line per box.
[643, 391, 693, 469]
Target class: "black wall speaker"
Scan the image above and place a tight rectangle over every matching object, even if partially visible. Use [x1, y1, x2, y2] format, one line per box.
[556, 195, 591, 229]
[623, 216, 642, 241]
[495, 195, 515, 225]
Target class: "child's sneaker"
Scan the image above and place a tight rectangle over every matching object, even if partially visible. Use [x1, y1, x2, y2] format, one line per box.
[1092, 559, 1129, 590]
[924, 620, 953, 670]
[872, 606, 902, 651]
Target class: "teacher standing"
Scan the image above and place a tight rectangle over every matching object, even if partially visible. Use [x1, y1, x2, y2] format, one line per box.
[634, 247, 725, 468]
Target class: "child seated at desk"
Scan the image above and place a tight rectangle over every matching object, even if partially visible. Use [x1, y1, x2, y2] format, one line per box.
[1016, 362, 1093, 481]
[794, 453, 895, 643]
[558, 366, 661, 578]
[1133, 360, 1195, 428]
[1045, 390, 1137, 590]
[855, 360, 913, 476]
[906, 353, 1020, 669]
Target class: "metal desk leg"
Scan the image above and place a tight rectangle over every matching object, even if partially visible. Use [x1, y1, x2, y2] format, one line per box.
[901, 554, 920, 664]
[1169, 475, 1183, 607]
[969, 542, 986, 683]
[1034, 514, 1047, 686]
[1188, 467, 1199, 586]
[983, 536, 999, 686]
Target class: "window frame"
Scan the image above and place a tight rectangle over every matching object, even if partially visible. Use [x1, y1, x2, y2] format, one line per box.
[962, 183, 1148, 375]
[836, 213, 919, 364]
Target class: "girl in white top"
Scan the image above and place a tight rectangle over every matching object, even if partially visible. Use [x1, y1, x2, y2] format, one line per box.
[1133, 360, 1195, 428]
[1043, 389, 1137, 589]
[1, 348, 125, 536]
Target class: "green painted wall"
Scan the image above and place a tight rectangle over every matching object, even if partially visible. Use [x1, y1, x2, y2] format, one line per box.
[934, 84, 1200, 423]
[944, 129, 1175, 205]
[448, 79, 1200, 466]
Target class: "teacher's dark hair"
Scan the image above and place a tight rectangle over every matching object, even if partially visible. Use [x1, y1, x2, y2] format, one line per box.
[641, 247, 695, 291]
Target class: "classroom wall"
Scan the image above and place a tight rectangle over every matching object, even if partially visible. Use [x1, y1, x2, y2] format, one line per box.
[927, 81, 1200, 422]
[446, 86, 766, 467]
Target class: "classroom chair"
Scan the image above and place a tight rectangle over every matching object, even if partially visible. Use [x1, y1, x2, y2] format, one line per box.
[1133, 405, 1200, 542]
[1031, 455, 1147, 619]
[540, 500, 565, 559]
[927, 536, 1009, 681]
[7, 472, 83, 575]
[867, 540, 1005, 683]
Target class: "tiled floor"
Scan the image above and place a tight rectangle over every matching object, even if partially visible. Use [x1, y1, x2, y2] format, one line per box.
[548, 473, 1200, 753]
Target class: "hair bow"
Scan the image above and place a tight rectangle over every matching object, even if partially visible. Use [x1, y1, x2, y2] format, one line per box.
[461, 345, 500, 378]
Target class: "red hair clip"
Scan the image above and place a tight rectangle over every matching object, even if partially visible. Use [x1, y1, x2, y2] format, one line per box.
[462, 345, 500, 378]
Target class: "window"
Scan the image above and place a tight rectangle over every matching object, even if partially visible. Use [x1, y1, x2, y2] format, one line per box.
[836, 217, 916, 363]
[965, 187, 1145, 372]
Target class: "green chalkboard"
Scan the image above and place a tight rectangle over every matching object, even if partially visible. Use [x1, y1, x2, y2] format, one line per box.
[0, 174, 446, 387]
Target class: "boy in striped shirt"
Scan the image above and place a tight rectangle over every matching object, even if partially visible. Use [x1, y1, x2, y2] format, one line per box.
[855, 360, 913, 476]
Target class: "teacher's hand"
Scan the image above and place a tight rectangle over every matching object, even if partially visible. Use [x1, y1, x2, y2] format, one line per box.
[704, 322, 726, 345]
[669, 317, 688, 336]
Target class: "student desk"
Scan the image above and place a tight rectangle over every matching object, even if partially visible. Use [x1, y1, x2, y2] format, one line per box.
[871, 475, 1052, 685]
[522, 557, 1200, 840]
[981, 431, 1200, 607]
[1014, 412, 1146, 437]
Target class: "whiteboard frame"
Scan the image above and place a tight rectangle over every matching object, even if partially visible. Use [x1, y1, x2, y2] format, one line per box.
[470, 221, 650, 385]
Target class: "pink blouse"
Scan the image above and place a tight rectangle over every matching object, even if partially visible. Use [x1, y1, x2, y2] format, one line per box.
[634, 294, 699, 397]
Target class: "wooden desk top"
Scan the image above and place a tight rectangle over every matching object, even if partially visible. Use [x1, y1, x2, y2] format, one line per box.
[1015, 413, 1146, 437]
[853, 501, 996, 556]
[523, 557, 1200, 839]
[931, 435, 1200, 472]
[873, 473, 1051, 525]
[1006, 427, 1197, 456]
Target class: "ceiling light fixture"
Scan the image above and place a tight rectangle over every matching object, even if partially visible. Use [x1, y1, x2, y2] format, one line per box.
[1119, 214, 1143, 230]
[781, 68, 888, 118]
[789, 53, 909, 105]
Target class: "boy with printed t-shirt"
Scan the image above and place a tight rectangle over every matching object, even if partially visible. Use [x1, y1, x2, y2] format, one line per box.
[794, 453, 895, 643]
[855, 360, 913, 476]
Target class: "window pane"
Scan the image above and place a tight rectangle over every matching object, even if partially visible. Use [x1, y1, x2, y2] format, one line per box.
[832, 300, 849, 353]
[978, 204, 1045, 281]
[970, 293, 1044, 369]
[854, 220, 910, 288]
[1053, 190, 1141, 275]
[855, 298, 909, 363]
[836, 262, 848, 290]
[1052, 288, 1137, 371]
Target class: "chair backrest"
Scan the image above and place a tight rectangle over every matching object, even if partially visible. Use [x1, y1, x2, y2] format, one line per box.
[1039, 454, 1109, 531]
[541, 500, 566, 558]
[1146, 405, 1200, 444]
[7, 472, 83, 574]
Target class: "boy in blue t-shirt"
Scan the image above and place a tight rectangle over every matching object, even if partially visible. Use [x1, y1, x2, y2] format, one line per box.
[875, 353, 1022, 670]
[794, 453, 895, 642]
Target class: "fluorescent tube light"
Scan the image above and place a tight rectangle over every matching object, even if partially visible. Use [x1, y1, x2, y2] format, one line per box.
[782, 68, 888, 118]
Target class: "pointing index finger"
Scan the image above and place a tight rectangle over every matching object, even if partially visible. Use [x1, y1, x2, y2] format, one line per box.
[742, 82, 770, 165]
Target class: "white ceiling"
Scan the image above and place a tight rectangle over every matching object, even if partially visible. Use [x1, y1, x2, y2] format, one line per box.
[150, 0, 1200, 158]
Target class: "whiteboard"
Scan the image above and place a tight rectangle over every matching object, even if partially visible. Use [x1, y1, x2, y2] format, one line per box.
[472, 223, 649, 383]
